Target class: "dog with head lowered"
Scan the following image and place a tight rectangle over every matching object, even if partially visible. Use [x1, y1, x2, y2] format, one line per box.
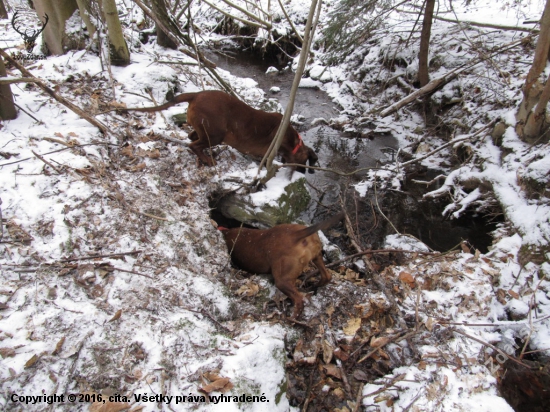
[219, 213, 344, 319]
[122, 90, 318, 173]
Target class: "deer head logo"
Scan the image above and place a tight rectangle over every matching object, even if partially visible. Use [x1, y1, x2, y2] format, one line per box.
[11, 11, 49, 53]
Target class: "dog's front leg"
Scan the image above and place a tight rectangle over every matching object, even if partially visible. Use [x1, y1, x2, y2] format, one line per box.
[189, 140, 216, 167]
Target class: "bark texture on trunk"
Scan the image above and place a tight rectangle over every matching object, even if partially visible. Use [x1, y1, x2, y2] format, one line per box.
[102, 0, 130, 66]
[516, 0, 550, 143]
[0, 56, 17, 120]
[418, 0, 435, 87]
[33, 0, 79, 55]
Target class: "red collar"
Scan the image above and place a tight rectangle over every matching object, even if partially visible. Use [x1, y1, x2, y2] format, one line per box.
[217, 226, 229, 231]
[291, 134, 303, 155]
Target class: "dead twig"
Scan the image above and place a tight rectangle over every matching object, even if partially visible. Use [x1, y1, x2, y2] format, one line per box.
[112, 267, 154, 280]
[63, 331, 93, 394]
[362, 373, 407, 399]
[138, 211, 171, 222]
[32, 150, 61, 174]
[276, 163, 387, 176]
[452, 328, 534, 370]
[59, 250, 142, 263]
[353, 382, 365, 412]
[182, 306, 232, 333]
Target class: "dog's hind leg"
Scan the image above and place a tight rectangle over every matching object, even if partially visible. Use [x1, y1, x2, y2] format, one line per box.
[273, 259, 305, 319]
[312, 254, 332, 287]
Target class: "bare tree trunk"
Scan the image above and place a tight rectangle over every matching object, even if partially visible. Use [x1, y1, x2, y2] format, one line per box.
[516, 0, 550, 143]
[76, 0, 97, 41]
[152, 0, 178, 49]
[259, 0, 321, 183]
[0, 0, 8, 19]
[101, 0, 130, 66]
[0, 56, 17, 120]
[33, 0, 79, 55]
[417, 0, 435, 87]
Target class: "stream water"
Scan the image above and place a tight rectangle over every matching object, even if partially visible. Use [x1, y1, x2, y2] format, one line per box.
[207, 48, 498, 253]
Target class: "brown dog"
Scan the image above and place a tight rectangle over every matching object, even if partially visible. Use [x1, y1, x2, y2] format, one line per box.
[219, 213, 344, 318]
[122, 90, 318, 173]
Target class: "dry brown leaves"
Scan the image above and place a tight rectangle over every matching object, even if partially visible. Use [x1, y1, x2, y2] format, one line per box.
[199, 371, 234, 394]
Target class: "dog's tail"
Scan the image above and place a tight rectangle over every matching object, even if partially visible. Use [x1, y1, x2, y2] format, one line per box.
[293, 212, 345, 241]
[120, 92, 198, 113]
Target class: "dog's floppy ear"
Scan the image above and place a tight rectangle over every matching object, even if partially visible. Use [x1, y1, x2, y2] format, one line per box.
[307, 147, 318, 174]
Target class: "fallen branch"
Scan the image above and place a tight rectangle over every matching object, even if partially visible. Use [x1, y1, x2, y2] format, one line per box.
[32, 150, 61, 174]
[182, 306, 233, 333]
[0, 48, 109, 134]
[14, 102, 42, 123]
[277, 0, 303, 43]
[63, 330, 93, 394]
[59, 250, 142, 263]
[362, 373, 407, 399]
[131, 0, 235, 95]
[0, 77, 40, 85]
[212, 0, 272, 29]
[112, 266, 154, 280]
[276, 163, 387, 176]
[400, 118, 497, 168]
[399, 7, 539, 33]
[452, 328, 534, 370]
[379, 35, 536, 117]
[137, 210, 171, 222]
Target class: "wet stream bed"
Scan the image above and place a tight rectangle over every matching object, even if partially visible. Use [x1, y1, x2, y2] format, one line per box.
[207, 48, 499, 254]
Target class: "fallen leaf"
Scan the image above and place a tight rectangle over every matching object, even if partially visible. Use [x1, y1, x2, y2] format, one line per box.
[326, 305, 335, 317]
[370, 336, 389, 348]
[24, 354, 40, 368]
[109, 100, 127, 109]
[49, 371, 58, 383]
[333, 347, 349, 361]
[333, 387, 345, 399]
[343, 317, 361, 336]
[398, 271, 415, 287]
[203, 371, 221, 381]
[353, 369, 369, 381]
[235, 281, 259, 297]
[0, 347, 16, 358]
[322, 340, 333, 364]
[52, 336, 65, 355]
[121, 145, 134, 158]
[323, 364, 342, 379]
[425, 317, 434, 331]
[200, 377, 233, 393]
[508, 289, 520, 299]
[109, 310, 122, 322]
[129, 162, 146, 172]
